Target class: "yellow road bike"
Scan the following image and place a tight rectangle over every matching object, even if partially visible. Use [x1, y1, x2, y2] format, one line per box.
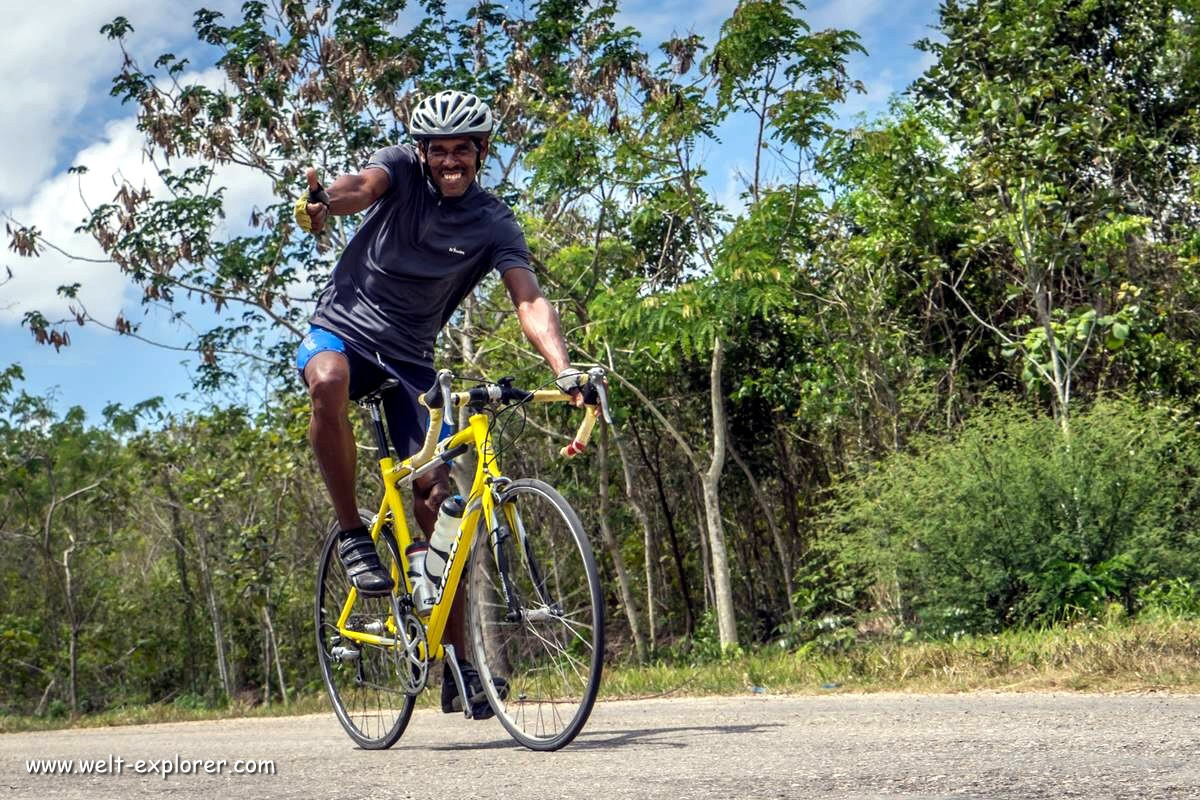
[315, 368, 610, 751]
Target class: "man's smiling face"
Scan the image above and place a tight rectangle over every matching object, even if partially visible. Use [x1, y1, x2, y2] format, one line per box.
[419, 136, 484, 197]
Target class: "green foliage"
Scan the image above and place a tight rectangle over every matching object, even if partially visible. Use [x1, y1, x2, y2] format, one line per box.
[661, 610, 745, 664]
[914, 0, 1200, 417]
[1137, 578, 1200, 619]
[708, 0, 864, 149]
[0, 365, 321, 717]
[828, 399, 1200, 634]
[781, 541, 873, 649]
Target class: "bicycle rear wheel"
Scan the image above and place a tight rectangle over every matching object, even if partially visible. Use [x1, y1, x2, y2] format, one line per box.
[467, 478, 604, 751]
[315, 512, 415, 749]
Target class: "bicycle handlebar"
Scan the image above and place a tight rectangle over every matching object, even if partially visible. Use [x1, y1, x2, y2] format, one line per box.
[416, 368, 611, 461]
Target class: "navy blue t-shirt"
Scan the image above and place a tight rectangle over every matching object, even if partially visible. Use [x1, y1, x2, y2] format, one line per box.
[310, 145, 531, 367]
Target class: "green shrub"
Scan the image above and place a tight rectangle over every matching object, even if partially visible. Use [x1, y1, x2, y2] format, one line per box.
[1137, 577, 1200, 618]
[783, 541, 874, 647]
[687, 610, 727, 663]
[824, 399, 1200, 635]
[171, 692, 214, 711]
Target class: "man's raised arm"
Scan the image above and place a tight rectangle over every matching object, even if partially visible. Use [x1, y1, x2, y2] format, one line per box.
[294, 166, 391, 235]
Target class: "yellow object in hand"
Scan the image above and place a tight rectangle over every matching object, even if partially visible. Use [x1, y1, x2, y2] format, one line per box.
[294, 195, 315, 233]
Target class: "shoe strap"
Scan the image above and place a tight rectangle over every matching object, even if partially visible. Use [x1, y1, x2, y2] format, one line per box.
[339, 535, 385, 577]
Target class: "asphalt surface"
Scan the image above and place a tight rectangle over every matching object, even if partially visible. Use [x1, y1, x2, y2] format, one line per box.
[2, 693, 1199, 799]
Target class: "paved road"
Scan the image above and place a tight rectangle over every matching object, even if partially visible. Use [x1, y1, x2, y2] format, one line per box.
[2, 693, 1198, 799]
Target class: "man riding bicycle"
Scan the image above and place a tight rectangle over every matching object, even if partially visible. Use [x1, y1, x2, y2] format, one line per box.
[293, 89, 584, 719]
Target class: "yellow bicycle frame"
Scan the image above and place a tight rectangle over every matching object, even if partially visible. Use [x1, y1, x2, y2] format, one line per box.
[333, 389, 598, 661]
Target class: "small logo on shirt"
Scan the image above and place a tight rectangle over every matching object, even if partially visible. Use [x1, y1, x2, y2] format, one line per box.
[448, 246, 465, 256]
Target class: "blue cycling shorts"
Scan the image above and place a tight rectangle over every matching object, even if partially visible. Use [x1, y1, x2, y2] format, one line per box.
[296, 326, 452, 460]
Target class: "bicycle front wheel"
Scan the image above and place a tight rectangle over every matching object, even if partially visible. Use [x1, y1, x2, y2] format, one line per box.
[467, 478, 604, 751]
[314, 513, 415, 749]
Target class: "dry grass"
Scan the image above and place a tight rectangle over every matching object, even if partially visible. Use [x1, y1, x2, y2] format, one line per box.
[601, 617, 1200, 697]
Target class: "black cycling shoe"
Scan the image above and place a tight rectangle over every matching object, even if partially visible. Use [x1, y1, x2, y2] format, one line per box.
[441, 659, 509, 720]
[337, 527, 394, 597]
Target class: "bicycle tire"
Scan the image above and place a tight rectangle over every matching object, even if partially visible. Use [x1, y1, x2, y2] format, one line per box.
[315, 511, 415, 749]
[466, 479, 604, 751]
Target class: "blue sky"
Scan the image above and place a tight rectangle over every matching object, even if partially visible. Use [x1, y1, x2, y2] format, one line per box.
[0, 0, 941, 423]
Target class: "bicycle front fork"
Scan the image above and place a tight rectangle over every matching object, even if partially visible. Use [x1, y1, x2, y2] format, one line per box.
[491, 508, 559, 620]
[491, 518, 523, 622]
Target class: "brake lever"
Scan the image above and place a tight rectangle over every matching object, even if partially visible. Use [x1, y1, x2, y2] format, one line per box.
[438, 369, 455, 429]
[588, 367, 612, 424]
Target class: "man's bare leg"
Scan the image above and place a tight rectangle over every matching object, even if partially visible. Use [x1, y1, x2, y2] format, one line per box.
[305, 351, 391, 593]
[304, 352, 359, 529]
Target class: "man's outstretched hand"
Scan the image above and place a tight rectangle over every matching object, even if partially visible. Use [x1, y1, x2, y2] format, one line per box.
[556, 368, 589, 409]
[294, 167, 330, 235]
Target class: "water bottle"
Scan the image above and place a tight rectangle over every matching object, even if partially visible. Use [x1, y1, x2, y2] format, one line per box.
[425, 495, 465, 591]
[405, 542, 435, 617]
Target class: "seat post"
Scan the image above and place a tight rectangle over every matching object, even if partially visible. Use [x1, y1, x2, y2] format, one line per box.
[367, 401, 390, 461]
[355, 379, 399, 461]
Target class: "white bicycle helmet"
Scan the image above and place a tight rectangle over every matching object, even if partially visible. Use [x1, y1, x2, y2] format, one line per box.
[409, 90, 493, 139]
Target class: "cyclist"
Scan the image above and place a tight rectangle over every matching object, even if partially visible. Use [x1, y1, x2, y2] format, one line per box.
[293, 89, 584, 718]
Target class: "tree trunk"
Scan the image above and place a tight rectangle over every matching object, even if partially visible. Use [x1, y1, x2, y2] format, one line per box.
[728, 439, 797, 622]
[42, 477, 99, 717]
[34, 677, 56, 717]
[262, 603, 288, 707]
[774, 416, 803, 559]
[262, 620, 271, 707]
[594, 350, 736, 646]
[688, 475, 713, 612]
[1010, 178, 1070, 433]
[632, 419, 694, 635]
[194, 522, 234, 700]
[611, 428, 658, 649]
[597, 423, 648, 662]
[451, 293, 480, 495]
[702, 336, 739, 650]
[62, 540, 79, 716]
[67, 623, 79, 716]
[162, 478, 199, 694]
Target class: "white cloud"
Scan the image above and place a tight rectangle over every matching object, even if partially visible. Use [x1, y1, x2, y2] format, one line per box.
[913, 46, 938, 76]
[3, 106, 275, 329]
[170, 66, 279, 237]
[714, 160, 753, 220]
[0, 0, 241, 208]
[3, 117, 151, 327]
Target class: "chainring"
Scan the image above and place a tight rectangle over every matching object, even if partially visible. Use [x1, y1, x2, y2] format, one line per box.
[389, 596, 429, 696]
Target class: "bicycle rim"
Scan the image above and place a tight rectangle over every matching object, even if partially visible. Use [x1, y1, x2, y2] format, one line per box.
[314, 514, 414, 749]
[467, 479, 604, 750]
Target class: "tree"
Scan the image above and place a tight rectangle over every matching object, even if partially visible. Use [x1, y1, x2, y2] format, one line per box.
[915, 0, 1200, 431]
